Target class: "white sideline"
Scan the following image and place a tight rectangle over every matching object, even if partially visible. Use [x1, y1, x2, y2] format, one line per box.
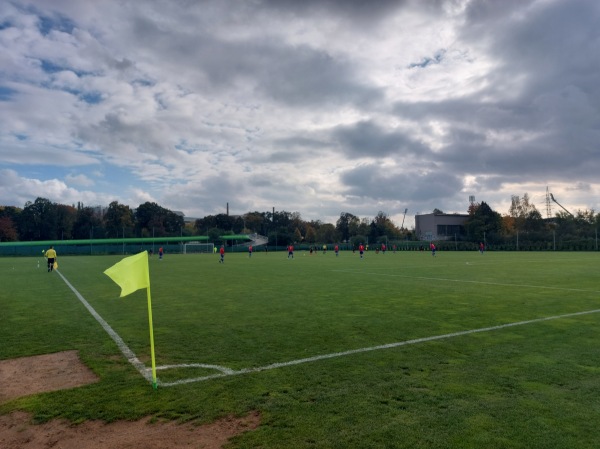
[57, 270, 153, 383]
[58, 270, 600, 388]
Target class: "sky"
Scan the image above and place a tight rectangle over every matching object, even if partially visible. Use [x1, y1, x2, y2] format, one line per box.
[1, 0, 599, 229]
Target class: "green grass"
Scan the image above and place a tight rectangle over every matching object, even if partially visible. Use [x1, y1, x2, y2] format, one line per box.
[1, 250, 600, 448]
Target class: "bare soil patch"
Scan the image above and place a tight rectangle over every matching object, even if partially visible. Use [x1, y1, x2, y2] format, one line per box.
[0, 351, 261, 448]
[0, 410, 261, 449]
[0, 350, 99, 402]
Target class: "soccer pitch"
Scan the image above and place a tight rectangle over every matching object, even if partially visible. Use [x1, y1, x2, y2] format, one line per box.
[2, 250, 600, 448]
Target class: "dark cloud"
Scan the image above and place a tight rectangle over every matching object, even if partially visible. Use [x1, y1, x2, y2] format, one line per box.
[340, 163, 463, 203]
[332, 120, 431, 159]
[256, 0, 409, 24]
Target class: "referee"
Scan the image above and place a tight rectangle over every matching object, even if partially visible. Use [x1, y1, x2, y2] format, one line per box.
[45, 246, 57, 272]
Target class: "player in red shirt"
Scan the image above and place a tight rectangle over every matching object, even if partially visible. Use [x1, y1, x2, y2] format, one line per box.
[359, 244, 365, 259]
[219, 245, 225, 263]
[287, 244, 294, 259]
[334, 244, 339, 257]
[248, 245, 253, 258]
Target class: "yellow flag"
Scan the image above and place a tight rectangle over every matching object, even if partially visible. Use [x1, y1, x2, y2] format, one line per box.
[104, 251, 150, 297]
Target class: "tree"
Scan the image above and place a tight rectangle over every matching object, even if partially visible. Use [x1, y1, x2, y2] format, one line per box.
[305, 224, 316, 243]
[244, 212, 268, 234]
[0, 217, 18, 241]
[336, 212, 359, 242]
[293, 228, 302, 243]
[465, 201, 502, 242]
[214, 214, 234, 231]
[509, 193, 539, 232]
[105, 201, 135, 238]
[135, 202, 184, 237]
[0, 206, 21, 241]
[72, 206, 103, 239]
[55, 204, 77, 240]
[18, 198, 58, 241]
[316, 223, 339, 243]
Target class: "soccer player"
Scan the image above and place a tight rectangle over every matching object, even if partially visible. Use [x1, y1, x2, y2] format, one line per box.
[158, 247, 164, 260]
[219, 245, 225, 263]
[479, 242, 485, 254]
[430, 242, 436, 257]
[334, 244, 339, 257]
[287, 244, 294, 259]
[248, 245, 253, 258]
[45, 246, 57, 272]
[359, 243, 365, 259]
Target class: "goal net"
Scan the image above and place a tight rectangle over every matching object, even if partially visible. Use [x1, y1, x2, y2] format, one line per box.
[183, 242, 215, 254]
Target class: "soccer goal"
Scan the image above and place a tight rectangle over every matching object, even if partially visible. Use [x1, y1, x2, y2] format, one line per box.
[183, 242, 215, 254]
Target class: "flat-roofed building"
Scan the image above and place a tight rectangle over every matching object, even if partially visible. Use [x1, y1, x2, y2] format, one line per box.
[415, 213, 469, 241]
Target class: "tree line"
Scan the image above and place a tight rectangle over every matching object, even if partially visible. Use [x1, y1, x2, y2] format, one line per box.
[451, 194, 600, 251]
[1, 194, 598, 249]
[0, 197, 410, 247]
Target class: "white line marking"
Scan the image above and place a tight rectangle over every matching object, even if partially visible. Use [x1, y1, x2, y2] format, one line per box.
[58, 271, 600, 388]
[159, 308, 600, 387]
[57, 270, 153, 383]
[332, 269, 600, 293]
[156, 363, 235, 374]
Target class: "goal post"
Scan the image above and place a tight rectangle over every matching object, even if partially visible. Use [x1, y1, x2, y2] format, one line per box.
[183, 242, 215, 254]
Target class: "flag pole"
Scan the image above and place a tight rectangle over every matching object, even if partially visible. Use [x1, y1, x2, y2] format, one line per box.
[146, 282, 158, 389]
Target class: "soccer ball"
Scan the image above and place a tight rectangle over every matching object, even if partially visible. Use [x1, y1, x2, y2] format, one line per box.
[41, 250, 45, 254]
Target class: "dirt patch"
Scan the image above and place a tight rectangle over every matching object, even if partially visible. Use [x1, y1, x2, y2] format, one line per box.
[0, 351, 261, 448]
[0, 410, 261, 449]
[0, 351, 100, 402]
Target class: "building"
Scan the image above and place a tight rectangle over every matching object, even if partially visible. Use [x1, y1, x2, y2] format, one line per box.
[415, 212, 469, 241]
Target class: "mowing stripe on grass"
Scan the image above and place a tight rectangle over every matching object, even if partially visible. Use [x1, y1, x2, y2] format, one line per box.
[333, 269, 600, 293]
[57, 270, 600, 388]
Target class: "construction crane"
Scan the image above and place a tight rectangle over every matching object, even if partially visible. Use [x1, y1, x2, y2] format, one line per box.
[549, 193, 573, 217]
[400, 208, 408, 229]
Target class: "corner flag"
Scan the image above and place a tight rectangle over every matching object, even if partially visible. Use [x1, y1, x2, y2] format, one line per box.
[104, 250, 149, 297]
[104, 251, 158, 389]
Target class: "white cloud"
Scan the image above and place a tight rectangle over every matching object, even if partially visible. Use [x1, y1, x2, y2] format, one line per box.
[0, 0, 599, 225]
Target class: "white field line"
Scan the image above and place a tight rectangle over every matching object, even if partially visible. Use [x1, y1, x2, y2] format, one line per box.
[58, 270, 600, 388]
[158, 308, 600, 387]
[333, 269, 600, 294]
[57, 270, 153, 383]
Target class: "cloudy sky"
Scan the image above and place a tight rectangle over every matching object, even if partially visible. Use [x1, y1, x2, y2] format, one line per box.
[1, 0, 598, 229]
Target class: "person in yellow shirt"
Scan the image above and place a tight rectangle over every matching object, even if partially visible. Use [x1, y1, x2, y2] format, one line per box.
[45, 246, 57, 272]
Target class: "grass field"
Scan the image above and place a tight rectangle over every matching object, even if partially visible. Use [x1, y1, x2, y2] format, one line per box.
[1, 249, 600, 448]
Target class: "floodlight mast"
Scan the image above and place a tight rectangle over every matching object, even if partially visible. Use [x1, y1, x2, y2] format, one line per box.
[549, 193, 573, 217]
[401, 208, 408, 229]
